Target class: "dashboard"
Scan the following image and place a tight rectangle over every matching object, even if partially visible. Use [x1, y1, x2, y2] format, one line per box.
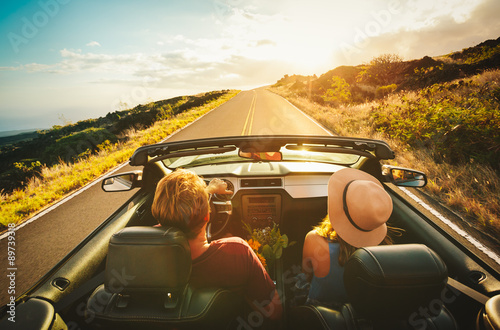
[204, 174, 332, 228]
[193, 161, 345, 229]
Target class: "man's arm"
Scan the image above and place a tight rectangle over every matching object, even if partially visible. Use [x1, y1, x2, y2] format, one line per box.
[263, 289, 283, 320]
[248, 288, 283, 321]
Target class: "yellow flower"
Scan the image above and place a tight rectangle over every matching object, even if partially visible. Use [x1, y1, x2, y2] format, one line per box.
[247, 238, 261, 251]
[256, 252, 267, 269]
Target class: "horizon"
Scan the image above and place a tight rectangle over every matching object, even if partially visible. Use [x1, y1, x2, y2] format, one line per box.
[1, 0, 499, 132]
[0, 127, 48, 135]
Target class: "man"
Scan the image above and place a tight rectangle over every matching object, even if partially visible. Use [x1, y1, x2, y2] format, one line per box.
[151, 168, 282, 320]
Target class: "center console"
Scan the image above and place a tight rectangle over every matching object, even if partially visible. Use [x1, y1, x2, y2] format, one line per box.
[241, 194, 281, 228]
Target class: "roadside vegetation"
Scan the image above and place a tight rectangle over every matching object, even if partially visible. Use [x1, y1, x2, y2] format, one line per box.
[0, 90, 239, 230]
[271, 37, 500, 244]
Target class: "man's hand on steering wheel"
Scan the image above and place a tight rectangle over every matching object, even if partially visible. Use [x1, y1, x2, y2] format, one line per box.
[206, 178, 233, 195]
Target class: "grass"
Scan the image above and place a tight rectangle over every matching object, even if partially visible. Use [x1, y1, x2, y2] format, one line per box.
[270, 71, 500, 241]
[0, 90, 240, 229]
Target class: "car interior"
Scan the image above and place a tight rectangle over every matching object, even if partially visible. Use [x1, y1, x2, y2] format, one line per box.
[3, 137, 500, 330]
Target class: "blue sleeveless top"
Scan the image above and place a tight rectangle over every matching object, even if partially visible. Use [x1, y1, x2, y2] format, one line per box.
[307, 241, 348, 306]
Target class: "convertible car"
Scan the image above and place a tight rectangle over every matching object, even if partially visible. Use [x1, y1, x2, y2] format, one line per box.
[2, 135, 500, 329]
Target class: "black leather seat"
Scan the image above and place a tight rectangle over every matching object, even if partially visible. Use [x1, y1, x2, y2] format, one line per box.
[290, 244, 458, 330]
[85, 226, 243, 329]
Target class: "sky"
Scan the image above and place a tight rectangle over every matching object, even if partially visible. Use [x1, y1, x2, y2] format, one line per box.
[0, 0, 499, 132]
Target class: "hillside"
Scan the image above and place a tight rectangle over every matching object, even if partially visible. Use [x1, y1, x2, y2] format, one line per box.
[275, 36, 500, 104]
[271, 37, 500, 246]
[274, 37, 500, 172]
[0, 90, 231, 193]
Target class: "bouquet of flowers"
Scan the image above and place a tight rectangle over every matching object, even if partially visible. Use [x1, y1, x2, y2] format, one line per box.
[243, 221, 295, 272]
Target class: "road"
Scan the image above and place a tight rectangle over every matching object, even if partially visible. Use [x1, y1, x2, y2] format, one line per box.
[167, 88, 330, 141]
[0, 88, 331, 306]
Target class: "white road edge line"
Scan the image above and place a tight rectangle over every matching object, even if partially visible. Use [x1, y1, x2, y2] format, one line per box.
[399, 187, 500, 266]
[276, 94, 334, 136]
[0, 162, 129, 240]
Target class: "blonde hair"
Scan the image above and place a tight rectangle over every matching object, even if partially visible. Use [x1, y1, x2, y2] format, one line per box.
[314, 215, 402, 266]
[151, 169, 209, 239]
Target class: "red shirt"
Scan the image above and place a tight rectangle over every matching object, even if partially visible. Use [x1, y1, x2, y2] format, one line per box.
[190, 237, 276, 304]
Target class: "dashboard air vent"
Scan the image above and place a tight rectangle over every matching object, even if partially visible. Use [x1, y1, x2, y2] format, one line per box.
[240, 178, 282, 188]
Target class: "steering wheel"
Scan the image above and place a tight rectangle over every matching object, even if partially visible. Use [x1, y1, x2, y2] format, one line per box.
[206, 194, 232, 241]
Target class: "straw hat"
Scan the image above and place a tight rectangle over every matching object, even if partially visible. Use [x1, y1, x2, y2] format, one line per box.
[328, 168, 393, 248]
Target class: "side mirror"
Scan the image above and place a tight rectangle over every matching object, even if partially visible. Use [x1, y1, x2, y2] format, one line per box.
[382, 165, 427, 188]
[102, 171, 142, 192]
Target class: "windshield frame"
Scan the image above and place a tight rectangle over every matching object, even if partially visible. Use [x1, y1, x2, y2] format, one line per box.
[161, 145, 365, 169]
[129, 135, 395, 166]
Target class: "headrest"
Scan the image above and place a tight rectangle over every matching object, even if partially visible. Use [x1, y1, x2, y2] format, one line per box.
[344, 244, 447, 319]
[105, 226, 191, 294]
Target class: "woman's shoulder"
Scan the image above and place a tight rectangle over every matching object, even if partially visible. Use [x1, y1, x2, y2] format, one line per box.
[305, 229, 326, 243]
[303, 230, 329, 254]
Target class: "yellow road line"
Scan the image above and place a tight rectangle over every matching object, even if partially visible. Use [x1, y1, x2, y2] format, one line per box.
[248, 96, 255, 135]
[241, 92, 256, 135]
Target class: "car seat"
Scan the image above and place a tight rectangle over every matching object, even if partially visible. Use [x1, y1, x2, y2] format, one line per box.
[85, 226, 243, 329]
[290, 244, 458, 329]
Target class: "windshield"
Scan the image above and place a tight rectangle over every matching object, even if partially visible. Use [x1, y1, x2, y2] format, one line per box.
[162, 146, 362, 168]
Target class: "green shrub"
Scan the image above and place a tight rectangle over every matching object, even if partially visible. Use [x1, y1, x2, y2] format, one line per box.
[375, 84, 397, 98]
[372, 78, 500, 171]
[0, 160, 43, 192]
[357, 54, 405, 86]
[44, 127, 118, 163]
[322, 77, 351, 105]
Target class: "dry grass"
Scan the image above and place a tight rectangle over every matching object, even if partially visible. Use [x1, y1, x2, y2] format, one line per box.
[270, 81, 500, 238]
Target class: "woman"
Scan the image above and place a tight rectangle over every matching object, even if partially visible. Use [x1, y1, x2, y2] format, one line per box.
[302, 167, 399, 307]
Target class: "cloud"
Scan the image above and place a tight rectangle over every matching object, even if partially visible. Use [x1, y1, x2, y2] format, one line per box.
[140, 56, 288, 91]
[0, 63, 54, 72]
[3, 42, 286, 92]
[0, 66, 22, 71]
[255, 39, 276, 47]
[86, 41, 101, 47]
[333, 0, 500, 64]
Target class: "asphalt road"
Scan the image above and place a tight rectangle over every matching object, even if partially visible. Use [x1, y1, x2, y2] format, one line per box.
[167, 87, 331, 140]
[0, 88, 331, 306]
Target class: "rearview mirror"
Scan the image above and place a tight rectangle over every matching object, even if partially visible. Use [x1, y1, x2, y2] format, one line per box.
[238, 150, 282, 161]
[102, 171, 142, 192]
[382, 165, 427, 188]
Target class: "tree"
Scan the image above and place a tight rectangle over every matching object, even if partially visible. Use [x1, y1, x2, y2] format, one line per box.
[322, 76, 351, 105]
[357, 54, 404, 86]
